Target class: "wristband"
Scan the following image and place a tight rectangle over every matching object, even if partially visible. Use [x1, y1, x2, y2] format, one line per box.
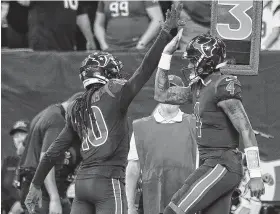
[158, 53, 172, 70]
[244, 146, 262, 178]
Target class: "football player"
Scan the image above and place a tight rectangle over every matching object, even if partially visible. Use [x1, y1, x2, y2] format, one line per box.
[24, 4, 185, 214]
[154, 34, 265, 213]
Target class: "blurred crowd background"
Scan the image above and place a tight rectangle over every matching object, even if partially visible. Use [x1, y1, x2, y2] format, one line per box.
[1, 0, 279, 52]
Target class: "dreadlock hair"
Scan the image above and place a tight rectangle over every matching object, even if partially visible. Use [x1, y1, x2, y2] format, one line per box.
[71, 83, 104, 140]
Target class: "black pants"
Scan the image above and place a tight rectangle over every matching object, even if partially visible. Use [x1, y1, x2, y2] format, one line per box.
[70, 176, 127, 214]
[163, 164, 242, 214]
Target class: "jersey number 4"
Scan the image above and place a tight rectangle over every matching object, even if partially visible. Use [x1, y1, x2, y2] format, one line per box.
[82, 106, 108, 151]
[226, 81, 235, 95]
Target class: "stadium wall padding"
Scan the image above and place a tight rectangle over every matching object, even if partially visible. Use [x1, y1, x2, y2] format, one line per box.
[1, 51, 280, 161]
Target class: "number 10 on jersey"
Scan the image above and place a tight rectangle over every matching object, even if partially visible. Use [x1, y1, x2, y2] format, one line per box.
[82, 106, 108, 151]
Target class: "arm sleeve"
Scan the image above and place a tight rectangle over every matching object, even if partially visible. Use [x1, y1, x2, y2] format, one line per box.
[32, 122, 78, 187]
[77, 1, 87, 15]
[97, 1, 105, 13]
[119, 29, 173, 111]
[214, 76, 242, 104]
[41, 117, 65, 153]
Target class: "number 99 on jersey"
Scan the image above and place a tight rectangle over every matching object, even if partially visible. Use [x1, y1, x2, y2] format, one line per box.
[210, 0, 263, 75]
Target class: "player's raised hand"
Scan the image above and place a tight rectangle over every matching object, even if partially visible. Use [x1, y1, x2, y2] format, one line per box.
[24, 183, 42, 214]
[163, 28, 183, 55]
[162, 2, 185, 31]
[245, 177, 265, 199]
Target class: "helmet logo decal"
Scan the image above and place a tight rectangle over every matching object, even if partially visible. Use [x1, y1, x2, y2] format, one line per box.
[89, 54, 110, 67]
[197, 38, 219, 58]
[81, 52, 111, 68]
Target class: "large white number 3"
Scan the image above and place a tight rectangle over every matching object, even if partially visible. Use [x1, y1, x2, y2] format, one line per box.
[64, 0, 78, 10]
[217, 0, 253, 40]
[82, 106, 108, 151]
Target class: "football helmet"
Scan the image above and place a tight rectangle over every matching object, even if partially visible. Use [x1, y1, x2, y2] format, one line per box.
[182, 34, 227, 78]
[79, 51, 123, 89]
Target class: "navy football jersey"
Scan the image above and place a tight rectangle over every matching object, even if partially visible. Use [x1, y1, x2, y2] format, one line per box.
[192, 73, 242, 149]
[31, 29, 173, 186]
[69, 79, 130, 179]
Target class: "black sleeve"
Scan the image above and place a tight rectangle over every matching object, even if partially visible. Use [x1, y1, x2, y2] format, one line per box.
[77, 1, 87, 15]
[119, 29, 173, 111]
[32, 122, 79, 187]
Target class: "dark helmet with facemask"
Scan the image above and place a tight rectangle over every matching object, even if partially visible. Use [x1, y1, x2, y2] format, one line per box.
[79, 51, 123, 89]
[182, 34, 227, 78]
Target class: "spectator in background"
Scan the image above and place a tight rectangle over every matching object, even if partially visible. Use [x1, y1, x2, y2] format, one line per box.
[26, 0, 96, 51]
[10, 120, 29, 157]
[94, 0, 164, 50]
[76, 1, 100, 51]
[261, 0, 280, 50]
[1, 1, 28, 49]
[1, 120, 29, 214]
[126, 75, 198, 214]
[174, 1, 211, 51]
[19, 93, 82, 214]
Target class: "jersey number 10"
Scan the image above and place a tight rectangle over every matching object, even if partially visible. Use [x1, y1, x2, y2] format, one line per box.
[64, 0, 78, 10]
[82, 106, 108, 151]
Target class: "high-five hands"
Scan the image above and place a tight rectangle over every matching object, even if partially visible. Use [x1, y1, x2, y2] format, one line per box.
[162, 2, 185, 31]
[163, 29, 183, 55]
